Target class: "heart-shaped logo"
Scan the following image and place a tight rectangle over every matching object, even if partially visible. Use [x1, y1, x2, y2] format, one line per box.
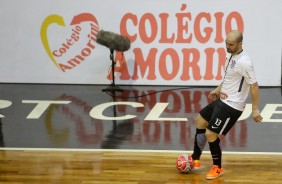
[40, 13, 100, 72]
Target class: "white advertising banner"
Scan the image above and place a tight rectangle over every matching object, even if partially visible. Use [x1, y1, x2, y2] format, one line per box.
[0, 0, 281, 86]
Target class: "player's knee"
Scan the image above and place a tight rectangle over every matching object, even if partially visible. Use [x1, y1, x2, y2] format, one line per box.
[205, 129, 218, 142]
[196, 114, 208, 129]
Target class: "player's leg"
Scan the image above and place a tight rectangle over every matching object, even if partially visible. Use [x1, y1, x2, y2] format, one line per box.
[191, 101, 215, 168]
[191, 114, 208, 168]
[205, 129, 223, 179]
[205, 100, 243, 179]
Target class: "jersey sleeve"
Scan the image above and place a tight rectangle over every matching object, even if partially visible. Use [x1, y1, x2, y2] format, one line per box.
[238, 59, 257, 84]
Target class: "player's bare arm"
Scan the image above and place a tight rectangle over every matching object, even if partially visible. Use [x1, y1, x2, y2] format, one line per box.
[250, 82, 263, 123]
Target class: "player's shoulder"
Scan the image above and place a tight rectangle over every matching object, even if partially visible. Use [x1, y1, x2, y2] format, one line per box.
[238, 50, 250, 59]
[237, 51, 252, 65]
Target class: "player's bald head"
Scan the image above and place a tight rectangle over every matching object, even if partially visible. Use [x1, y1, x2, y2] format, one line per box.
[227, 30, 243, 43]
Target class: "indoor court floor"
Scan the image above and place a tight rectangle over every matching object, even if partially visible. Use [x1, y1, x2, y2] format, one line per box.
[0, 84, 282, 183]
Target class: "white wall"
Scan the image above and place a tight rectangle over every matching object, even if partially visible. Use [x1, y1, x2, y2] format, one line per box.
[0, 0, 281, 86]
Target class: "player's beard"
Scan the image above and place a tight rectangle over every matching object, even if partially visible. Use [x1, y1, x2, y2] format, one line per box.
[227, 47, 238, 54]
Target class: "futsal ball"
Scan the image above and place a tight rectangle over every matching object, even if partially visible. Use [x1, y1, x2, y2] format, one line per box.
[176, 154, 194, 173]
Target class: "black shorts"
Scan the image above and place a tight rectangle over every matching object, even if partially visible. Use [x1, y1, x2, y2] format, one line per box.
[200, 99, 243, 135]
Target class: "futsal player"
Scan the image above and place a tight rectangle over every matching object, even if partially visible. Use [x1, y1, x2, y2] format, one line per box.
[191, 30, 263, 179]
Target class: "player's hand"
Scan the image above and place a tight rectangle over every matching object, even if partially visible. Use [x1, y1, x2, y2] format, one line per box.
[252, 109, 263, 123]
[208, 90, 219, 100]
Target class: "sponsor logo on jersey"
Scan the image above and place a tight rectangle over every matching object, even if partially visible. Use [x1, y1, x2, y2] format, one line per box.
[230, 60, 236, 69]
